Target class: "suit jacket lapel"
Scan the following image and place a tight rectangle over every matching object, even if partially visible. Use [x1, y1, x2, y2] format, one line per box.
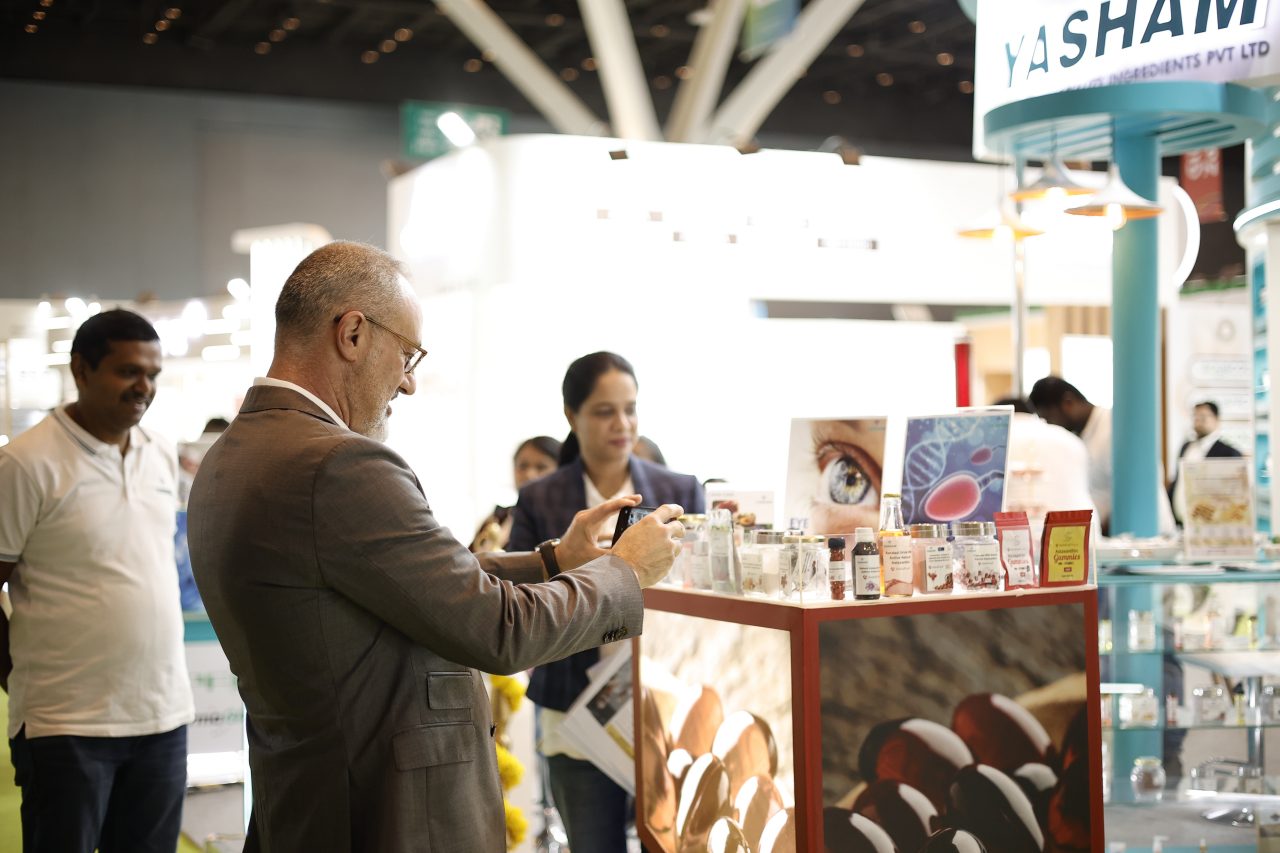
[629, 456, 654, 505]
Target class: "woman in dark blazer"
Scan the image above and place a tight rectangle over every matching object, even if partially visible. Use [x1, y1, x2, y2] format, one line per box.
[508, 351, 704, 853]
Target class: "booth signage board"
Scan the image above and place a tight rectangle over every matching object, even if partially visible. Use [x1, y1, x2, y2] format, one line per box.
[974, 0, 1280, 151]
[399, 102, 508, 160]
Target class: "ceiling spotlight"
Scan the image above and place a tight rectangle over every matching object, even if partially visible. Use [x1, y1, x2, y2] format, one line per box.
[436, 111, 477, 147]
[845, 43, 864, 58]
[958, 80, 974, 94]
[876, 72, 894, 87]
[463, 57, 482, 72]
[908, 19, 926, 33]
[650, 23, 670, 37]
[380, 39, 396, 52]
[282, 17, 300, 31]
[361, 50, 379, 64]
[653, 75, 672, 90]
[32, 11, 45, 20]
[24, 23, 37, 33]
[155, 19, 170, 31]
[581, 56, 597, 71]
[269, 28, 285, 42]
[254, 41, 271, 54]
[165, 7, 182, 20]
[675, 65, 692, 79]
[142, 31, 158, 43]
[936, 52, 954, 66]
[394, 27, 413, 42]
[560, 67, 579, 81]
[39, 0, 52, 7]
[822, 90, 841, 105]
[545, 13, 565, 26]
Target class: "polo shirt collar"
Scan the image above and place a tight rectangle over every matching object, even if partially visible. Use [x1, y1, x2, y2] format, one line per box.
[52, 405, 150, 457]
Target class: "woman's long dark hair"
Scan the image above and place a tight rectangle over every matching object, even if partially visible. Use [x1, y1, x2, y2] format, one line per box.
[560, 351, 637, 465]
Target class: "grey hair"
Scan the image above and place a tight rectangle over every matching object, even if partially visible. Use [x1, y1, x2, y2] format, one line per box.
[274, 241, 407, 345]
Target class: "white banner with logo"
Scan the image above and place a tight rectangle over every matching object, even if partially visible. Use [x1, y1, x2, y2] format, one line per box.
[975, 0, 1280, 156]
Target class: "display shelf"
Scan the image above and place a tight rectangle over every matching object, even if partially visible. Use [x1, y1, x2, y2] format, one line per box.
[1109, 722, 1280, 733]
[1099, 566, 1280, 585]
[1102, 645, 1277, 657]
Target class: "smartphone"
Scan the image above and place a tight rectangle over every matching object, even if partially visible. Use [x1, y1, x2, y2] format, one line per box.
[612, 505, 659, 546]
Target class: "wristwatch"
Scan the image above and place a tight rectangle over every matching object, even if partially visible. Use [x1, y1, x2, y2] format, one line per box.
[538, 538, 563, 578]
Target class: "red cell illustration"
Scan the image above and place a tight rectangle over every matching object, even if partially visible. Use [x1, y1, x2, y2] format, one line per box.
[922, 473, 982, 521]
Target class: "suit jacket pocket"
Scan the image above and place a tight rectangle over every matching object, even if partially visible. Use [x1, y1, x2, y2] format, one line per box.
[392, 722, 476, 770]
[426, 671, 474, 710]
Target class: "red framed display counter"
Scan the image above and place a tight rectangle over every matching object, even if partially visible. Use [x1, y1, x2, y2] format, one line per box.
[634, 586, 1103, 852]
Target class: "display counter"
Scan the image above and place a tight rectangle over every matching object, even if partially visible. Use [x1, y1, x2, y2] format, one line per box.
[634, 585, 1103, 852]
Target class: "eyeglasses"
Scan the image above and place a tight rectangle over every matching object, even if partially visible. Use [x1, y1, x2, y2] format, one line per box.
[333, 312, 428, 374]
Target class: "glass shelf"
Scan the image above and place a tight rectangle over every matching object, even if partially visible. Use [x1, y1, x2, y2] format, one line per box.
[1102, 644, 1275, 657]
[1099, 566, 1280, 585]
[1108, 721, 1280, 732]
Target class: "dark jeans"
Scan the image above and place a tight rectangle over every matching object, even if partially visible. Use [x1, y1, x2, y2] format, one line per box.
[10, 724, 187, 853]
[547, 754, 630, 853]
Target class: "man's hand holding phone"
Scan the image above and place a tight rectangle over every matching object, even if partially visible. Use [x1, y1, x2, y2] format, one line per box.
[610, 503, 684, 588]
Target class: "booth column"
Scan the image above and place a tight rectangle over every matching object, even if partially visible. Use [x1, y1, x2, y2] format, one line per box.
[1111, 131, 1162, 537]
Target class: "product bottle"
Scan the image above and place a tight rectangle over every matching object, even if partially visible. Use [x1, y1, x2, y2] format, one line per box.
[708, 508, 736, 594]
[828, 536, 849, 601]
[853, 528, 881, 601]
[878, 493, 913, 597]
[689, 522, 712, 590]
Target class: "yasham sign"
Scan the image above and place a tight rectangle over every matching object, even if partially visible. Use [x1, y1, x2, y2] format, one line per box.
[974, 0, 1280, 153]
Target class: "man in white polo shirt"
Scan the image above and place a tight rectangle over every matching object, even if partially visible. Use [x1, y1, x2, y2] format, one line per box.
[0, 309, 194, 853]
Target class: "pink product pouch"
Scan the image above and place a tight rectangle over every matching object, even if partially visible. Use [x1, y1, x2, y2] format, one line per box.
[994, 511, 1036, 590]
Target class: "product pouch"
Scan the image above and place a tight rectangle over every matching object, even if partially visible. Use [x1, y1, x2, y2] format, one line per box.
[1039, 509, 1093, 587]
[994, 511, 1036, 589]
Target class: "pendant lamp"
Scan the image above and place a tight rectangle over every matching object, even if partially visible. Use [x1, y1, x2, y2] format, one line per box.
[1064, 163, 1162, 230]
[957, 201, 1044, 240]
[1009, 156, 1092, 202]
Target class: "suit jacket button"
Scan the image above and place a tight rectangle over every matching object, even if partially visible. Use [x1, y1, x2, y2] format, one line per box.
[490, 725, 497, 738]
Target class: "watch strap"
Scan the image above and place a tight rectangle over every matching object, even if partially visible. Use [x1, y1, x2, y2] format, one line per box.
[538, 538, 563, 578]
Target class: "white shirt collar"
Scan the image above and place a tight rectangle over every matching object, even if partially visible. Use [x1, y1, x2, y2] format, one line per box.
[253, 377, 347, 428]
[52, 405, 150, 457]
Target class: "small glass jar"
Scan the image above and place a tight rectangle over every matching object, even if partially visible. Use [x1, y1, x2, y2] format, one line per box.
[950, 521, 1002, 592]
[741, 530, 785, 598]
[1118, 687, 1159, 728]
[796, 535, 830, 601]
[909, 523, 952, 594]
[1193, 685, 1229, 725]
[1128, 609, 1157, 651]
[778, 534, 803, 599]
[1263, 684, 1280, 723]
[1130, 756, 1166, 804]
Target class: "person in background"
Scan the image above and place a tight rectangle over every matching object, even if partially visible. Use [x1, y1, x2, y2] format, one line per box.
[1028, 375, 1174, 535]
[634, 435, 666, 467]
[508, 351, 705, 853]
[0, 309, 194, 852]
[188, 242, 684, 853]
[992, 397, 1096, 550]
[176, 417, 233, 611]
[469, 435, 562, 553]
[1169, 400, 1243, 525]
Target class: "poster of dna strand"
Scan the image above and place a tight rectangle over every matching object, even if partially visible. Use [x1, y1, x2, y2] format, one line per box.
[901, 411, 1012, 526]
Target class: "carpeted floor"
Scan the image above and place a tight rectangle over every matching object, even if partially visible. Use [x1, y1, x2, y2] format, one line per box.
[0, 700, 203, 853]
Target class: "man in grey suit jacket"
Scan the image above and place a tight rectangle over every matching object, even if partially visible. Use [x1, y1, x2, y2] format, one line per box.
[188, 241, 683, 853]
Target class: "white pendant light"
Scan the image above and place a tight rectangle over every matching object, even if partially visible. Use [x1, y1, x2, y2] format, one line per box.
[957, 200, 1044, 241]
[1009, 156, 1092, 202]
[1065, 163, 1162, 230]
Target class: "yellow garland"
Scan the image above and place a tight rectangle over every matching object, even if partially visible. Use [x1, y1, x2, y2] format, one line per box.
[489, 673, 526, 713]
[494, 743, 524, 790]
[504, 799, 528, 849]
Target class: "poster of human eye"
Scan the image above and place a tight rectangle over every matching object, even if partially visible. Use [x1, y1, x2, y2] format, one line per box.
[784, 417, 888, 535]
[901, 409, 1012, 526]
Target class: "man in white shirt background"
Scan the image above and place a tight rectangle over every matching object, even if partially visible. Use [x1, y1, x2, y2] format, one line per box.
[1169, 400, 1243, 526]
[1029, 375, 1175, 535]
[0, 310, 194, 852]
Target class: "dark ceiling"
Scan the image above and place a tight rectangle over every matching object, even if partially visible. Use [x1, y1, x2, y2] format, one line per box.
[0, 0, 978, 157]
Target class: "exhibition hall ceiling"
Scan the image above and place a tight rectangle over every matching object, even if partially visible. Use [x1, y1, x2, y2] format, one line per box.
[0, 0, 977, 156]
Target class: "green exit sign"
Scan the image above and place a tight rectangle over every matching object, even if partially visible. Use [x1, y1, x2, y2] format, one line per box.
[400, 102, 509, 160]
